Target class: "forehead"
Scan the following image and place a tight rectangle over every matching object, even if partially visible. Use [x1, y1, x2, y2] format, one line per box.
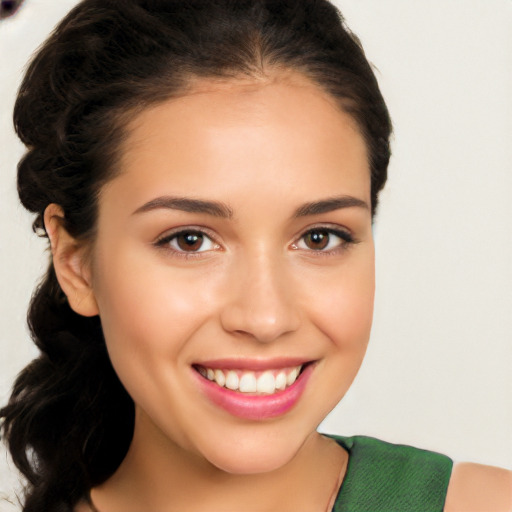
[105, 75, 370, 211]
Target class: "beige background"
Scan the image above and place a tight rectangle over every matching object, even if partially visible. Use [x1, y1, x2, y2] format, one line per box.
[1, 1, 511, 509]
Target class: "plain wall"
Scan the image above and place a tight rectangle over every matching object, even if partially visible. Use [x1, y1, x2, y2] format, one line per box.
[1, 1, 511, 508]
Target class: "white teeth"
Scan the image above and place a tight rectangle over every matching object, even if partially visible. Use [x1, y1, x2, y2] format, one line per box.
[214, 369, 226, 387]
[275, 371, 287, 391]
[239, 372, 257, 392]
[225, 370, 239, 390]
[257, 371, 275, 394]
[198, 365, 304, 394]
[286, 367, 299, 386]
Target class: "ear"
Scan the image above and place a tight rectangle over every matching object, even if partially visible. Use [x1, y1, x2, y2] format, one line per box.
[44, 204, 99, 317]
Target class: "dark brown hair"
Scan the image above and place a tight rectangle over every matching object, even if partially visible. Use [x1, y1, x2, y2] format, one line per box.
[1, 1, 392, 510]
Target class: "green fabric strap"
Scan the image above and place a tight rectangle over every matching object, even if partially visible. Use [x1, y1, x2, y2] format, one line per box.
[328, 435, 453, 512]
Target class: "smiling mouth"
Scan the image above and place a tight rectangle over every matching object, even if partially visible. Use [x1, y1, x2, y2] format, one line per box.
[194, 364, 306, 395]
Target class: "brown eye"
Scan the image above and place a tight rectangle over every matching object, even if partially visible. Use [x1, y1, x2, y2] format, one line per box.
[294, 228, 354, 252]
[155, 230, 218, 253]
[303, 230, 330, 250]
[176, 232, 204, 251]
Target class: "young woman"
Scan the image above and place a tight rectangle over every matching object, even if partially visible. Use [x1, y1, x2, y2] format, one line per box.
[1, 1, 510, 511]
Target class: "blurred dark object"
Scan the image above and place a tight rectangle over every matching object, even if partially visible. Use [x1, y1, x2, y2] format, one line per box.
[1, 0, 24, 20]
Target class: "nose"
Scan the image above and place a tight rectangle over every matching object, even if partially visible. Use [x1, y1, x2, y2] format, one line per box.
[220, 251, 301, 343]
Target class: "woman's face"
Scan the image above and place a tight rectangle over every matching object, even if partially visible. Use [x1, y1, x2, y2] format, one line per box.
[89, 75, 374, 474]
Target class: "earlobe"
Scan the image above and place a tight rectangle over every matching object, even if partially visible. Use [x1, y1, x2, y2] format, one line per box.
[44, 204, 99, 317]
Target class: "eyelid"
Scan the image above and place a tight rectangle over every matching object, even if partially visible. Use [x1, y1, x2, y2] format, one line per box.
[291, 224, 357, 253]
[153, 223, 356, 258]
[154, 226, 222, 255]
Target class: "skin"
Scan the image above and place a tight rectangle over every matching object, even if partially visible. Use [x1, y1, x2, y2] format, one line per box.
[46, 75, 512, 511]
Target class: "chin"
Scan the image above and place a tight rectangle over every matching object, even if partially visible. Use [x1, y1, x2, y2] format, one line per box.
[195, 425, 311, 475]
[207, 446, 298, 475]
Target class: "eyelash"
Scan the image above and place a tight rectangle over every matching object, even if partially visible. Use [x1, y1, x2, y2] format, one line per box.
[292, 226, 356, 255]
[154, 227, 220, 259]
[154, 226, 357, 258]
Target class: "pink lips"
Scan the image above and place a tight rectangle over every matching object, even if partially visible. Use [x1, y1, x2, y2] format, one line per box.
[193, 361, 313, 420]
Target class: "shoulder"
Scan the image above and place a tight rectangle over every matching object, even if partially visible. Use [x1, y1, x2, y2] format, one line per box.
[330, 435, 453, 510]
[444, 462, 512, 512]
[74, 501, 94, 512]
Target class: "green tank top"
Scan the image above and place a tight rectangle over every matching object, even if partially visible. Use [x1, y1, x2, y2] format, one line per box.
[328, 435, 453, 512]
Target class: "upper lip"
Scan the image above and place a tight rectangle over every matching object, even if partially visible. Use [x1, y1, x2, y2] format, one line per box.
[193, 357, 314, 371]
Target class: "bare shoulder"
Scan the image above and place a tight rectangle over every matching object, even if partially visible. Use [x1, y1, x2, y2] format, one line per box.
[74, 502, 94, 512]
[444, 462, 512, 512]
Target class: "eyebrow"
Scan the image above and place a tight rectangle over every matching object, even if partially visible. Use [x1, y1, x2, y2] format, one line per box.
[133, 196, 233, 218]
[132, 194, 368, 219]
[293, 196, 369, 217]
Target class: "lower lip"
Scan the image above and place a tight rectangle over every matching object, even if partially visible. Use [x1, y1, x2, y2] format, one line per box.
[194, 364, 314, 420]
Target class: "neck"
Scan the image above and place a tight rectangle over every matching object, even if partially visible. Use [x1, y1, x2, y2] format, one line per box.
[91, 411, 347, 512]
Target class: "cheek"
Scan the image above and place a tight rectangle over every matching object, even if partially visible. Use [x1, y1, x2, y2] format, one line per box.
[309, 256, 375, 351]
[309, 257, 375, 411]
[91, 249, 228, 379]
[91, 258, 210, 416]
